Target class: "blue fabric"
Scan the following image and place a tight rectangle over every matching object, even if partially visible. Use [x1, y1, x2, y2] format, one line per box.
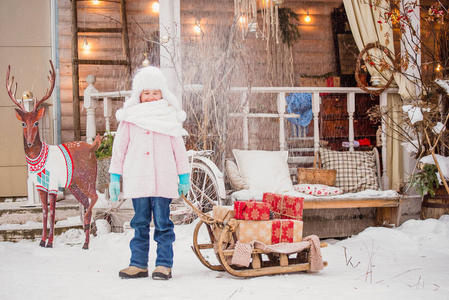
[286, 93, 313, 137]
[178, 173, 190, 196]
[129, 197, 175, 269]
[286, 93, 313, 126]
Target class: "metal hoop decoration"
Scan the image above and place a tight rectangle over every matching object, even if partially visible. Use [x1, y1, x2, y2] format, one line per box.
[355, 42, 398, 96]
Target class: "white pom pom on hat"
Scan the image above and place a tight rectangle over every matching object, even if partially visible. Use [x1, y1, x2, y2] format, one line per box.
[124, 66, 186, 120]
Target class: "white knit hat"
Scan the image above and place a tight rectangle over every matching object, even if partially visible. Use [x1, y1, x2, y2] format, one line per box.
[124, 66, 186, 121]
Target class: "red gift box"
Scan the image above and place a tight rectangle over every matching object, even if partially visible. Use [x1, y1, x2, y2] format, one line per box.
[262, 193, 304, 221]
[238, 219, 303, 244]
[234, 200, 271, 220]
[272, 220, 294, 244]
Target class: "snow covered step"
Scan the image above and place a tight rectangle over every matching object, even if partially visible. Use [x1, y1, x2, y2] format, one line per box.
[0, 198, 83, 242]
[0, 201, 80, 225]
[0, 217, 83, 242]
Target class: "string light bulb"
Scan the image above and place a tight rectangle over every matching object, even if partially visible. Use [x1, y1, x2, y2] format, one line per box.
[142, 53, 150, 67]
[436, 63, 442, 72]
[152, 2, 159, 13]
[83, 38, 90, 52]
[92, 0, 100, 5]
[305, 11, 311, 23]
[194, 19, 202, 34]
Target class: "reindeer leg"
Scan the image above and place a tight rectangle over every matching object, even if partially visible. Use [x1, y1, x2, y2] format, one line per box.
[69, 185, 93, 250]
[45, 193, 57, 248]
[37, 190, 49, 247]
[82, 188, 98, 250]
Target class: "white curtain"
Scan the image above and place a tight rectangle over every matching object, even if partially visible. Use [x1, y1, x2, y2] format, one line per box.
[343, 0, 412, 190]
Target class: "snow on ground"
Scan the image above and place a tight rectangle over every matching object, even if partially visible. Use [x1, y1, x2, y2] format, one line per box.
[1, 216, 449, 300]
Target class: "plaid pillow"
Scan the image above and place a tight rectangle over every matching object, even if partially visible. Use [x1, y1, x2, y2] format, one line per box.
[319, 148, 379, 193]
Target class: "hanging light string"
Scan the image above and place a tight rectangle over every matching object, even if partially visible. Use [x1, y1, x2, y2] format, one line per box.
[234, 0, 280, 46]
[234, 0, 257, 40]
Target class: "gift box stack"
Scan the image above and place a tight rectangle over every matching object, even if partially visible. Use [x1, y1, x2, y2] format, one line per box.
[233, 193, 304, 245]
[262, 192, 304, 221]
[234, 201, 271, 221]
[212, 205, 235, 221]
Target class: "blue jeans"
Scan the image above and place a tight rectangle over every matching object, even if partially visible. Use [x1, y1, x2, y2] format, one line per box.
[129, 197, 175, 269]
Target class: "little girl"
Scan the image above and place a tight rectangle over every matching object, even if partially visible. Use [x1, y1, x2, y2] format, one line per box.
[108, 66, 190, 280]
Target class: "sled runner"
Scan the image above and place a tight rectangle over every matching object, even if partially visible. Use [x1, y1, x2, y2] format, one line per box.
[182, 195, 328, 277]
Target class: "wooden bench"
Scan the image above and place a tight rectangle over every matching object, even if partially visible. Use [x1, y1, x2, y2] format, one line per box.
[228, 148, 402, 238]
[300, 148, 401, 237]
[301, 193, 401, 238]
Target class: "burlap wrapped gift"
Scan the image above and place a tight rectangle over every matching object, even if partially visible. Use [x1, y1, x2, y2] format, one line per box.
[237, 219, 303, 245]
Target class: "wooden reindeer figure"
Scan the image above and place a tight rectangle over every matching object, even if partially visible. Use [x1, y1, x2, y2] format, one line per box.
[6, 61, 101, 249]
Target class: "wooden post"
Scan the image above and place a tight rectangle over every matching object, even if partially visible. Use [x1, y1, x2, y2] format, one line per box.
[159, 0, 182, 107]
[279, 254, 288, 267]
[312, 92, 321, 152]
[71, 0, 81, 141]
[242, 93, 249, 150]
[376, 206, 401, 227]
[119, 0, 132, 89]
[104, 97, 112, 133]
[252, 254, 262, 269]
[84, 75, 98, 143]
[347, 92, 355, 152]
[278, 92, 286, 151]
[380, 92, 389, 189]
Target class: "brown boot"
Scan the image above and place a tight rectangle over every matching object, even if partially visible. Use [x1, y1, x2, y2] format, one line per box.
[119, 266, 148, 279]
[152, 266, 172, 280]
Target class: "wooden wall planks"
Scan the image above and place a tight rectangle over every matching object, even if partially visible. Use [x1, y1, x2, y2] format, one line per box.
[58, 0, 342, 142]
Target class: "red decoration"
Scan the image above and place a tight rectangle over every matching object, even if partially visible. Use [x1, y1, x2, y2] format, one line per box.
[271, 220, 294, 244]
[234, 200, 271, 220]
[262, 193, 304, 221]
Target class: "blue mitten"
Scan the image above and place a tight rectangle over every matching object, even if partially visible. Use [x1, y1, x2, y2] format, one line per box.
[109, 173, 121, 202]
[178, 173, 190, 196]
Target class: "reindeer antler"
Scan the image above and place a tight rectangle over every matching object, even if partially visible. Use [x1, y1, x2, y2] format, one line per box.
[6, 65, 25, 111]
[33, 60, 56, 111]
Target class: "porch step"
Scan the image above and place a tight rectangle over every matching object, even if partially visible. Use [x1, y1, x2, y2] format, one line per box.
[287, 137, 314, 141]
[286, 137, 314, 148]
[288, 147, 315, 153]
[0, 201, 80, 225]
[0, 222, 83, 242]
[287, 156, 315, 164]
[0, 198, 82, 242]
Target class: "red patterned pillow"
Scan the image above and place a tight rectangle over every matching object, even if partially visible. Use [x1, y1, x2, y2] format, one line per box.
[293, 184, 343, 196]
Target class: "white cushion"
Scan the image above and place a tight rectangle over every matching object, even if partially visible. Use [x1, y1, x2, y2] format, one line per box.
[225, 160, 250, 191]
[232, 149, 293, 193]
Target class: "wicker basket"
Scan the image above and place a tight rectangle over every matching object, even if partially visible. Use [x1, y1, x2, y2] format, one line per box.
[297, 152, 337, 186]
[96, 157, 111, 193]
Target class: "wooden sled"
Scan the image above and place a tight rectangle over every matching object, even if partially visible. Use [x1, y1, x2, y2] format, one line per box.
[183, 196, 328, 277]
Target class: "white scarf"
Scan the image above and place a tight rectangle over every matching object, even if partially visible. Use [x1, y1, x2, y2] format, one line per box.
[115, 99, 188, 137]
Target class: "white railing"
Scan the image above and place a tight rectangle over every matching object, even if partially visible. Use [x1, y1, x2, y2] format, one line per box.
[84, 75, 398, 189]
